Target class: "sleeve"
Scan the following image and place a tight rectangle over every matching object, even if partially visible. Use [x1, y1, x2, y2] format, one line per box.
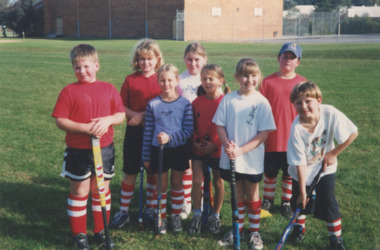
[287, 123, 307, 167]
[212, 97, 226, 127]
[332, 108, 358, 144]
[52, 87, 71, 119]
[257, 101, 276, 132]
[111, 85, 125, 114]
[168, 102, 194, 147]
[142, 102, 154, 162]
[120, 77, 129, 107]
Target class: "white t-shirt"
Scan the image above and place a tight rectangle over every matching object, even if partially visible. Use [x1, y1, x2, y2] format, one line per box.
[287, 104, 358, 185]
[212, 90, 276, 175]
[178, 70, 201, 103]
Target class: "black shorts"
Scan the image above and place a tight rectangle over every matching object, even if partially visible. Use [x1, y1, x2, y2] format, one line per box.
[149, 144, 190, 174]
[62, 143, 115, 181]
[219, 168, 263, 184]
[264, 152, 290, 178]
[291, 173, 341, 222]
[123, 125, 144, 175]
[191, 154, 220, 171]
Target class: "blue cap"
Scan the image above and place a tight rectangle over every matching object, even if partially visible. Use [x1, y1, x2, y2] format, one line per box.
[279, 42, 302, 58]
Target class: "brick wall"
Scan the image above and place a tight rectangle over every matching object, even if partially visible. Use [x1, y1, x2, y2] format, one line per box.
[43, 0, 183, 39]
[184, 0, 283, 41]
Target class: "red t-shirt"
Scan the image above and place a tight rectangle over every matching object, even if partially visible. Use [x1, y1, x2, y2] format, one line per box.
[192, 94, 223, 158]
[259, 73, 307, 152]
[52, 80, 125, 149]
[120, 72, 161, 113]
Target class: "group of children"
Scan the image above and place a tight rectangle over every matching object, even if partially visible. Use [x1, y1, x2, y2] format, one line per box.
[52, 40, 358, 250]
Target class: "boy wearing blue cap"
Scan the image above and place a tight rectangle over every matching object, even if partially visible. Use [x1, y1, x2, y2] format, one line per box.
[259, 42, 306, 218]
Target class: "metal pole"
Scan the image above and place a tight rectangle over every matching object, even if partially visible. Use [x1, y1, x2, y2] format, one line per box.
[76, 0, 80, 38]
[145, 0, 148, 38]
[108, 0, 112, 38]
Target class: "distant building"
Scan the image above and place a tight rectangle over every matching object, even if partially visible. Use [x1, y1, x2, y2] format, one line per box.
[347, 5, 380, 18]
[37, 0, 283, 41]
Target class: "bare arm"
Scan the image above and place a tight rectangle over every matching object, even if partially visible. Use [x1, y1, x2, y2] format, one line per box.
[56, 118, 95, 135]
[296, 164, 307, 209]
[90, 112, 125, 138]
[125, 106, 145, 126]
[323, 131, 358, 171]
[225, 130, 270, 160]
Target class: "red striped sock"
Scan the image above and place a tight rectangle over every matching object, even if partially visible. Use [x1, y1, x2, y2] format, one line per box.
[67, 193, 88, 236]
[120, 182, 134, 213]
[238, 201, 246, 234]
[247, 199, 261, 232]
[92, 190, 111, 234]
[263, 174, 277, 200]
[146, 173, 156, 209]
[281, 175, 292, 202]
[327, 218, 342, 237]
[153, 192, 167, 219]
[295, 214, 306, 233]
[183, 169, 192, 205]
[171, 189, 184, 215]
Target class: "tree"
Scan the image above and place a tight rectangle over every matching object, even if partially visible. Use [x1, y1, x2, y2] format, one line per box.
[314, 0, 352, 12]
[352, 0, 380, 5]
[2, 0, 34, 37]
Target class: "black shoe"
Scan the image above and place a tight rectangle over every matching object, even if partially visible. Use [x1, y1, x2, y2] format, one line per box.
[73, 233, 89, 250]
[330, 236, 346, 250]
[94, 230, 115, 248]
[289, 225, 305, 243]
[281, 201, 293, 218]
[262, 198, 274, 212]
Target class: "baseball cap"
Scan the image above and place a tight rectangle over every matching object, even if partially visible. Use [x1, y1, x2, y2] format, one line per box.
[279, 42, 302, 59]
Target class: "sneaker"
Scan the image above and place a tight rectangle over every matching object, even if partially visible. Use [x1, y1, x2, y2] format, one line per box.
[188, 214, 202, 234]
[248, 231, 263, 250]
[73, 233, 89, 250]
[329, 236, 346, 250]
[94, 230, 115, 248]
[218, 230, 243, 247]
[157, 218, 168, 235]
[281, 201, 293, 218]
[180, 202, 192, 219]
[110, 211, 130, 228]
[262, 198, 274, 212]
[208, 216, 221, 234]
[171, 214, 183, 232]
[144, 207, 156, 223]
[289, 225, 305, 243]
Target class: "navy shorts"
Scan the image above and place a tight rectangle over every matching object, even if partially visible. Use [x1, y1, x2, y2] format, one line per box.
[123, 125, 143, 175]
[62, 143, 115, 181]
[264, 152, 290, 178]
[291, 173, 341, 222]
[149, 144, 190, 174]
[191, 154, 220, 171]
[219, 168, 263, 184]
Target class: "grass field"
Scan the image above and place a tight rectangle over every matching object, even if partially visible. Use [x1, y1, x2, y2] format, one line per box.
[0, 38, 379, 249]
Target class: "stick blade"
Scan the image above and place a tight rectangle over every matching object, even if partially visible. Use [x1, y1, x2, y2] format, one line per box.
[261, 209, 273, 218]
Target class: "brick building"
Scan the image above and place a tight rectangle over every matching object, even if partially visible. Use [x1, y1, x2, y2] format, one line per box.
[41, 0, 283, 41]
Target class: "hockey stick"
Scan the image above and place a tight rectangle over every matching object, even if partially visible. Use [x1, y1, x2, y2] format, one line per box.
[91, 137, 112, 250]
[138, 162, 144, 231]
[155, 144, 164, 238]
[275, 166, 325, 250]
[230, 159, 240, 250]
[202, 165, 212, 224]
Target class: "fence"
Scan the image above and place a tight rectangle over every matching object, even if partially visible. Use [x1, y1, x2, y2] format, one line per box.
[283, 11, 380, 36]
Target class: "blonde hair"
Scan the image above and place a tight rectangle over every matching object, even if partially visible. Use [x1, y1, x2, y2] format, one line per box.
[184, 42, 207, 59]
[70, 44, 98, 65]
[197, 64, 231, 96]
[131, 39, 164, 71]
[235, 58, 263, 86]
[157, 64, 180, 81]
[290, 81, 322, 103]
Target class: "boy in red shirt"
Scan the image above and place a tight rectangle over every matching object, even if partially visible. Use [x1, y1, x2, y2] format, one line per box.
[259, 42, 306, 218]
[52, 44, 125, 249]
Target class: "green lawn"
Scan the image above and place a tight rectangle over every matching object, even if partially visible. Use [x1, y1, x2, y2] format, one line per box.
[0, 38, 379, 249]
